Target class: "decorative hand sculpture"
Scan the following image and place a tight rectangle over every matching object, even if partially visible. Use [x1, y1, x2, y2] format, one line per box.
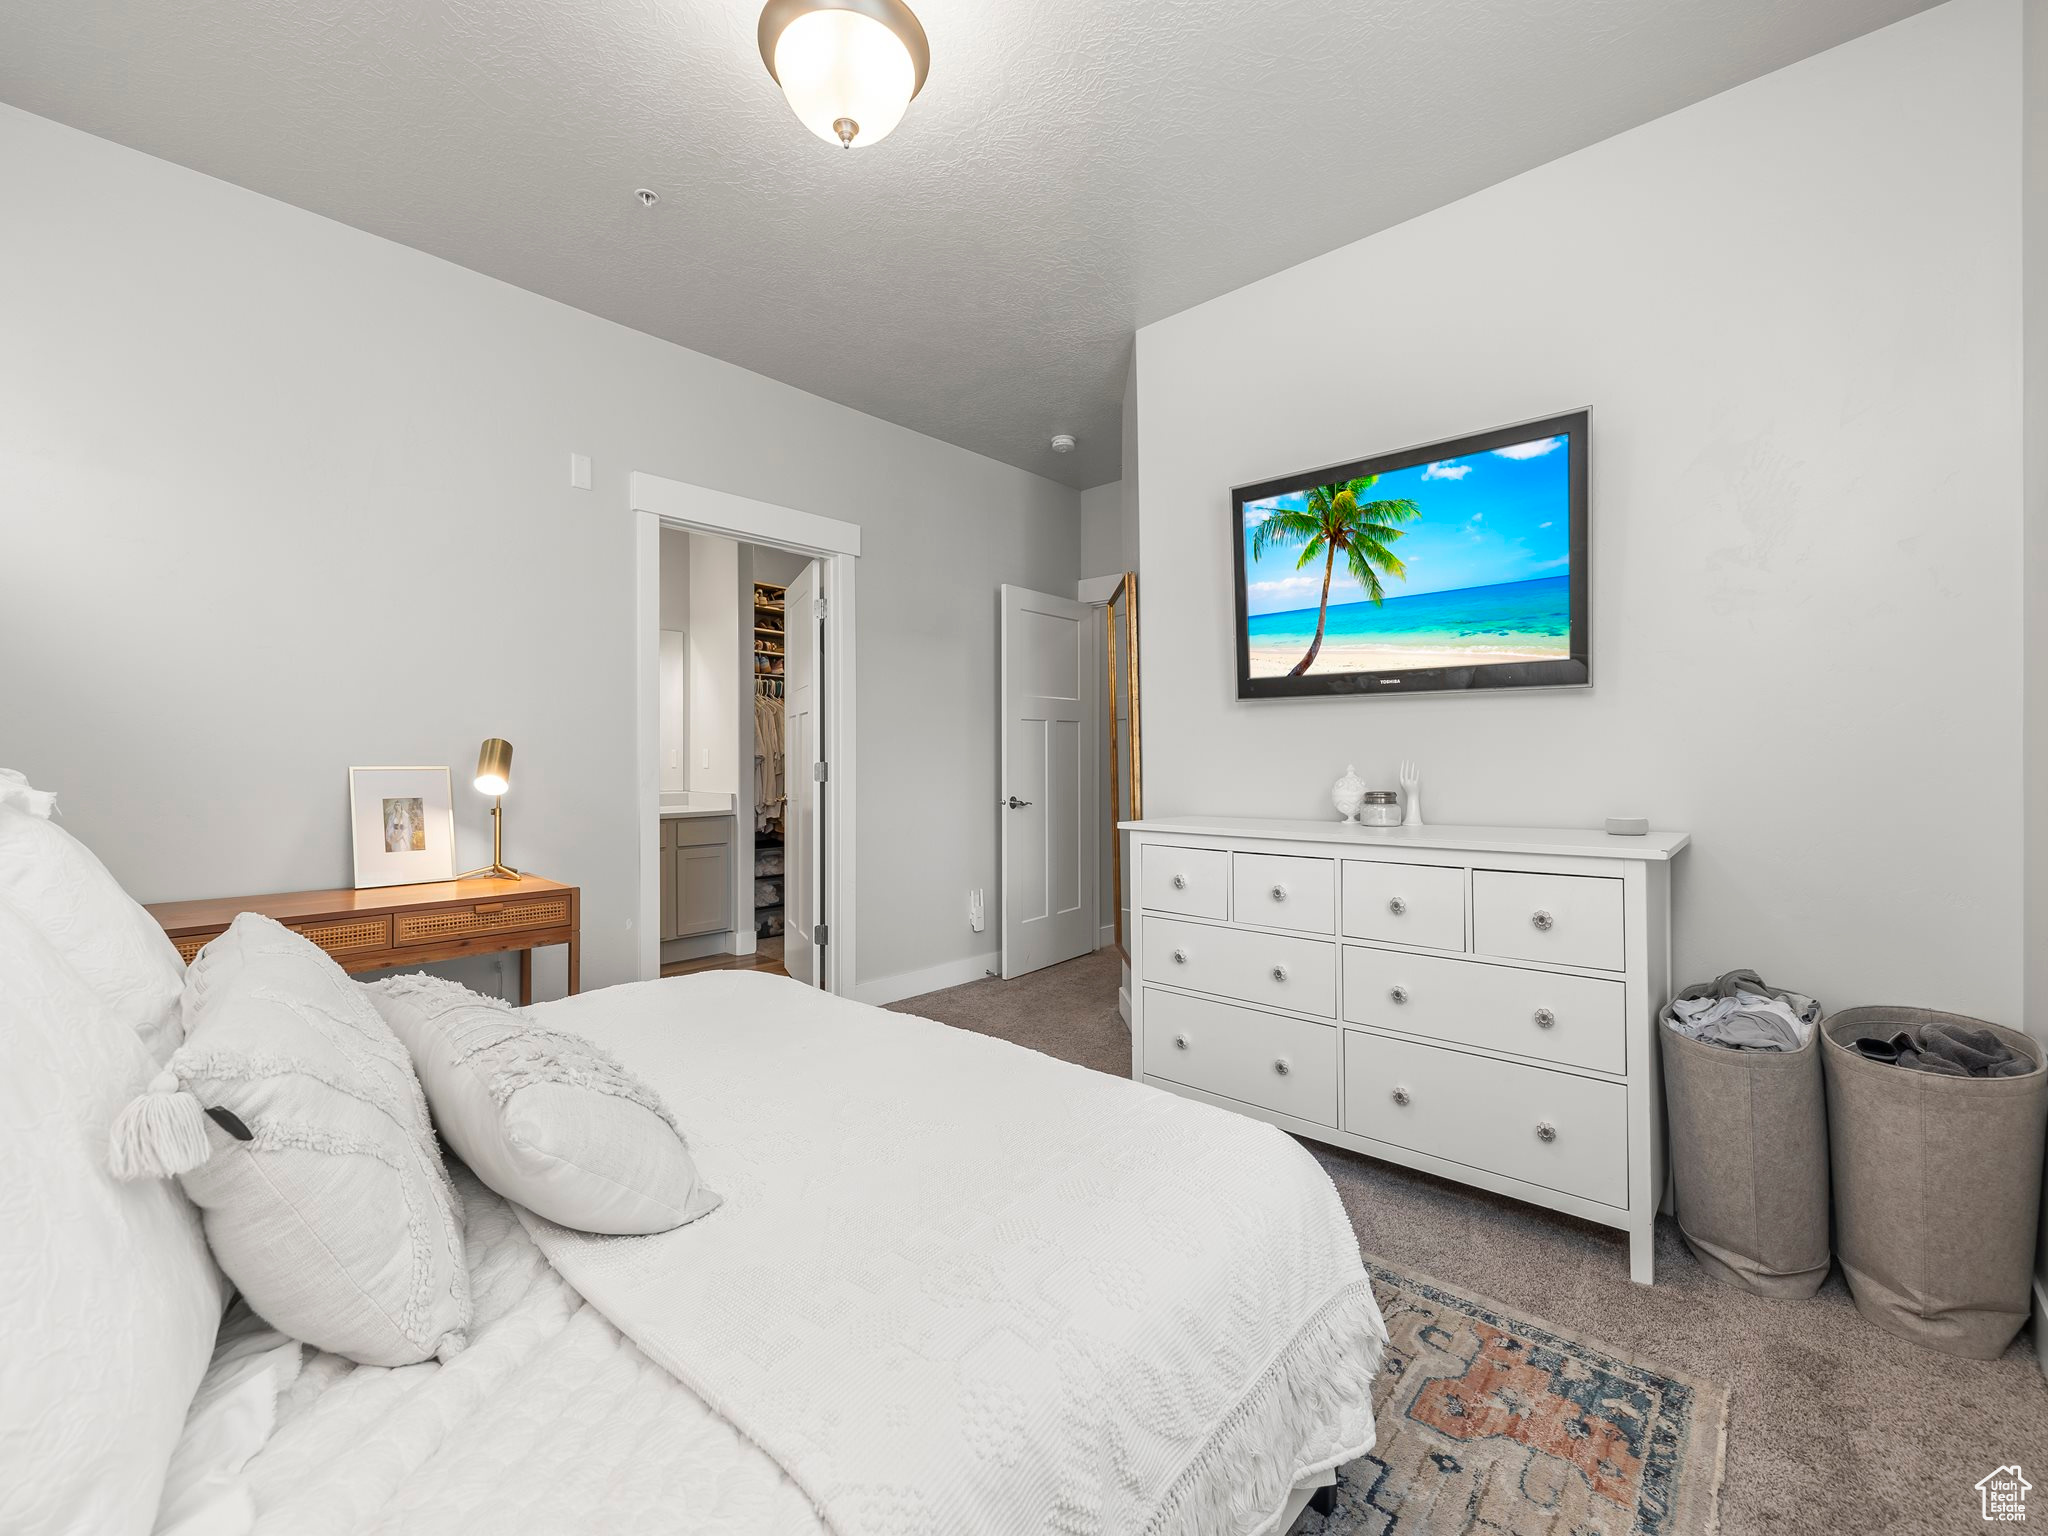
[1399, 760, 1422, 826]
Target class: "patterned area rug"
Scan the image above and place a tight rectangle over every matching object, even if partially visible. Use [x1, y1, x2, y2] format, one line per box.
[1295, 1262, 1729, 1536]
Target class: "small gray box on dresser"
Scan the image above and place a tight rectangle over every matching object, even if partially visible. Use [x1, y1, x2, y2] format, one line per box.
[1122, 815, 1689, 1283]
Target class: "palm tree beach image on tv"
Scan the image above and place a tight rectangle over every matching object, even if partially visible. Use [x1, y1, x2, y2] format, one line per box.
[1232, 411, 1590, 698]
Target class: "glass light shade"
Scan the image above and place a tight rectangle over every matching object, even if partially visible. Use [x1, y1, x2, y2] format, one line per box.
[473, 738, 513, 797]
[773, 8, 916, 148]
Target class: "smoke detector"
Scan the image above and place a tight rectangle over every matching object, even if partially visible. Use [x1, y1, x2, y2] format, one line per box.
[1050, 434, 1076, 454]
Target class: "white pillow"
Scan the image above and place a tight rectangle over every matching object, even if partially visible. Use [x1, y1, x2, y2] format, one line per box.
[111, 913, 471, 1367]
[0, 894, 226, 1536]
[0, 781, 186, 1066]
[363, 974, 720, 1236]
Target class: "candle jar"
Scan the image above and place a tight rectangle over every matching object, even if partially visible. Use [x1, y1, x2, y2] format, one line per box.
[1357, 791, 1401, 827]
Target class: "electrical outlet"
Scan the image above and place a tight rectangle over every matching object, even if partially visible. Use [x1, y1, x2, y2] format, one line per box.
[568, 451, 592, 489]
[968, 889, 984, 932]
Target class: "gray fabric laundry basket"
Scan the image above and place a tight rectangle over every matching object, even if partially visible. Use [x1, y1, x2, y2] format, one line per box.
[1660, 1014, 1830, 1297]
[1821, 1007, 2048, 1359]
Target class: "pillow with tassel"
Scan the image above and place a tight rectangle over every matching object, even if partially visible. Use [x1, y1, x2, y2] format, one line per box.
[362, 973, 719, 1236]
[110, 913, 470, 1367]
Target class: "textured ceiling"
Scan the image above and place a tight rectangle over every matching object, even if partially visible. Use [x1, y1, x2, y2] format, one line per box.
[1, 0, 1935, 489]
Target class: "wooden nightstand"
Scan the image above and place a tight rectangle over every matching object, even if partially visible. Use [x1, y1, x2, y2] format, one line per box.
[147, 874, 580, 1005]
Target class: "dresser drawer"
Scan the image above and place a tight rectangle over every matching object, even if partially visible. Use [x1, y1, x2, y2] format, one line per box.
[1342, 947, 1626, 1075]
[1342, 860, 1466, 951]
[1472, 871, 1623, 971]
[1143, 989, 1338, 1127]
[1141, 916, 1336, 1017]
[1344, 1031, 1628, 1207]
[1232, 852, 1335, 934]
[395, 895, 573, 947]
[1140, 844, 1229, 919]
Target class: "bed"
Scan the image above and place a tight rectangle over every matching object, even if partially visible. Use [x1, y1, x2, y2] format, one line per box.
[172, 971, 1385, 1536]
[3, 778, 1385, 1536]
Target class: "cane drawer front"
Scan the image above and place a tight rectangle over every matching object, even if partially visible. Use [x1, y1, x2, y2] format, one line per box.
[1142, 988, 1338, 1127]
[1344, 1030, 1629, 1208]
[1472, 870, 1624, 971]
[1140, 915, 1337, 1018]
[1342, 945, 1627, 1076]
[395, 896, 571, 947]
[1342, 860, 1467, 952]
[171, 915, 393, 966]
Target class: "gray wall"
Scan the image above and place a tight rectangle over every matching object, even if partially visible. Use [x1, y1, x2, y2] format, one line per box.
[0, 104, 1078, 999]
[2023, 0, 2048, 1363]
[1080, 480, 1132, 579]
[1134, 0, 2023, 1021]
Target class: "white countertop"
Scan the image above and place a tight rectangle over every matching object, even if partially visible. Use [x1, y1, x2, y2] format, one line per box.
[1119, 815, 1689, 862]
[660, 793, 735, 820]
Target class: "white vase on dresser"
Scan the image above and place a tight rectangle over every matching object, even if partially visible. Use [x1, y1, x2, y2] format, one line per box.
[1121, 815, 1689, 1283]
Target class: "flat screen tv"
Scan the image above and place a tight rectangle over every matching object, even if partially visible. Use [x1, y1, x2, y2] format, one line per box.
[1232, 411, 1589, 699]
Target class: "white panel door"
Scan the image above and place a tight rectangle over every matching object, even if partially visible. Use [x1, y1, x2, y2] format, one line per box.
[1000, 585, 1098, 979]
[783, 561, 824, 986]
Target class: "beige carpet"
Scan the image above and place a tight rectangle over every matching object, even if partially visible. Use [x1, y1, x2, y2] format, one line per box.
[897, 947, 2048, 1536]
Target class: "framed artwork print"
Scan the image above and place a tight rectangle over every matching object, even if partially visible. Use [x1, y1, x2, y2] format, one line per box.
[348, 766, 457, 889]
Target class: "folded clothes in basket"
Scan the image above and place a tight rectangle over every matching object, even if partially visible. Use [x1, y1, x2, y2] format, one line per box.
[1850, 1022, 2032, 1077]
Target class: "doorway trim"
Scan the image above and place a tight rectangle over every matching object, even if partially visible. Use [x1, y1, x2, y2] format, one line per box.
[631, 471, 859, 996]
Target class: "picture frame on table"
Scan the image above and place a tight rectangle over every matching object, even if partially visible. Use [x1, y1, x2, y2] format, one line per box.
[348, 765, 457, 889]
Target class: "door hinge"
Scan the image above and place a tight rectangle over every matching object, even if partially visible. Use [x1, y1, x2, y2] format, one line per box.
[815, 596, 828, 621]
[814, 760, 828, 782]
[815, 923, 828, 945]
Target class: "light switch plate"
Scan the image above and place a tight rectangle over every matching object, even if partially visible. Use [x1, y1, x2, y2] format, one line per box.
[568, 452, 592, 490]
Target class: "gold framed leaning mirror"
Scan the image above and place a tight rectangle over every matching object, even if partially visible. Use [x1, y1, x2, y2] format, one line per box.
[1105, 573, 1142, 961]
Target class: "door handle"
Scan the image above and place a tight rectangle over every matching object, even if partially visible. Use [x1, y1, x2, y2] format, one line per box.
[1004, 795, 1034, 809]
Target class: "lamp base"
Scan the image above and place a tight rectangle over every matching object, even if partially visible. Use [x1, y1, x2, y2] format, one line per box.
[458, 862, 523, 881]
[461, 798, 519, 880]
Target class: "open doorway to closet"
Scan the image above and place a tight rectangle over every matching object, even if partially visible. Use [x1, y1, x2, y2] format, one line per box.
[651, 528, 811, 981]
[632, 473, 859, 995]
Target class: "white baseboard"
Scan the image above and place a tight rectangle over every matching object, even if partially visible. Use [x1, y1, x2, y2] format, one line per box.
[850, 949, 1000, 1008]
[1098, 923, 1117, 951]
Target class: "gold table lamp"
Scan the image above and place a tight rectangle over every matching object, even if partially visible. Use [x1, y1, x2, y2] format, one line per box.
[461, 738, 520, 879]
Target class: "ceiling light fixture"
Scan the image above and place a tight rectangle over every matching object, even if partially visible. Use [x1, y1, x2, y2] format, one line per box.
[758, 0, 930, 150]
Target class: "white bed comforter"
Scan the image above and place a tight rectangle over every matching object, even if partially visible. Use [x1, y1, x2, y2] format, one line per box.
[520, 971, 1386, 1536]
[170, 1165, 824, 1536]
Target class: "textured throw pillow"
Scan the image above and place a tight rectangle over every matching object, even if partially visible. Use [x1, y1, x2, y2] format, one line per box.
[0, 778, 187, 1066]
[363, 974, 719, 1236]
[0, 895, 226, 1536]
[110, 913, 470, 1367]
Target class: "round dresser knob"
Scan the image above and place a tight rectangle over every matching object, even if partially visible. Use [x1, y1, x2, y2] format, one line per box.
[1531, 909, 1555, 932]
[1171, 947, 1188, 965]
[1270, 883, 1289, 903]
[1172, 874, 1188, 890]
[1173, 1033, 1190, 1050]
[1389, 985, 1409, 1005]
[1273, 1057, 1291, 1077]
[1535, 1121, 1557, 1143]
[1533, 1007, 1556, 1029]
[1388, 896, 1407, 916]
[1391, 1086, 1412, 1107]
[1270, 964, 1289, 983]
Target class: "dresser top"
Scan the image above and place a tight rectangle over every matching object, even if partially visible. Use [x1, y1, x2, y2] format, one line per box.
[1119, 816, 1690, 862]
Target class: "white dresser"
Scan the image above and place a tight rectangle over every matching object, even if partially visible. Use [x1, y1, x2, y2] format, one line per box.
[1122, 816, 1689, 1283]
